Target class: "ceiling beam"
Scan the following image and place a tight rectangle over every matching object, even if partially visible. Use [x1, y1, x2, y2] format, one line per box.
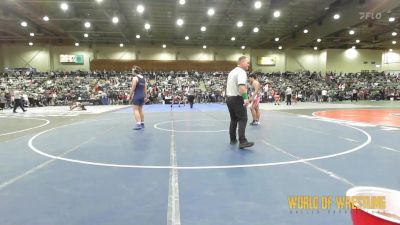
[279, 0, 400, 49]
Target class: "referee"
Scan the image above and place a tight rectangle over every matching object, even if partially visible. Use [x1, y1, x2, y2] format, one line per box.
[226, 56, 254, 149]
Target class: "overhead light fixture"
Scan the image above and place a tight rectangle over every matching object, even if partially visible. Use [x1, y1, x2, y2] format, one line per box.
[84, 33, 89, 38]
[333, 14, 340, 20]
[314, 46, 318, 50]
[136, 34, 141, 39]
[356, 39, 360, 43]
[28, 42, 33, 46]
[179, 0, 185, 5]
[84, 22, 91, 28]
[278, 46, 282, 50]
[120, 43, 124, 47]
[30, 33, 35, 37]
[349, 30, 355, 35]
[201, 26, 206, 31]
[273, 10, 280, 18]
[388, 17, 395, 22]
[392, 32, 397, 36]
[60, 2, 69, 11]
[75, 42, 79, 47]
[20, 21, 27, 27]
[144, 23, 151, 30]
[177, 18, 184, 26]
[96, 0, 103, 3]
[352, 46, 356, 49]
[185, 35, 189, 40]
[112, 17, 119, 24]
[162, 44, 166, 48]
[392, 40, 397, 45]
[137, 4, 145, 14]
[231, 37, 236, 41]
[376, 65, 381, 68]
[317, 38, 321, 42]
[389, 49, 393, 52]
[43, 16, 49, 21]
[241, 45, 246, 49]
[236, 21, 243, 27]
[207, 8, 215, 16]
[203, 45, 207, 49]
[253, 27, 259, 33]
[254, 1, 262, 9]
[275, 37, 279, 42]
[303, 29, 309, 34]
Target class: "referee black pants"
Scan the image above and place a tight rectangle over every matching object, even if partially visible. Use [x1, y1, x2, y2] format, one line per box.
[13, 99, 25, 112]
[227, 96, 248, 143]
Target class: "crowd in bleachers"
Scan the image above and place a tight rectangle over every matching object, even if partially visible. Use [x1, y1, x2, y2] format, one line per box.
[1, 70, 399, 110]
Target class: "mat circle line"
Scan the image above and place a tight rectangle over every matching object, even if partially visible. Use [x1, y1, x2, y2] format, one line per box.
[0, 116, 50, 137]
[27, 116, 371, 170]
[154, 119, 229, 133]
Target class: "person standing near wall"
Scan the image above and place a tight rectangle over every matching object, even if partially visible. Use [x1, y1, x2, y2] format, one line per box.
[187, 85, 195, 109]
[13, 87, 27, 113]
[226, 56, 254, 149]
[129, 66, 147, 130]
[285, 86, 292, 105]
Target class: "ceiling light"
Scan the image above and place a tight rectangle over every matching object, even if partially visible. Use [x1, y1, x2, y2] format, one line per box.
[162, 44, 166, 48]
[43, 16, 49, 21]
[376, 65, 381, 68]
[201, 26, 206, 31]
[333, 14, 340, 20]
[136, 34, 141, 39]
[389, 17, 395, 22]
[75, 42, 79, 47]
[144, 23, 150, 30]
[185, 35, 189, 40]
[317, 38, 321, 42]
[84, 22, 91, 28]
[137, 4, 145, 14]
[389, 49, 393, 52]
[241, 45, 246, 49]
[84, 33, 89, 38]
[314, 46, 318, 50]
[60, 2, 69, 11]
[349, 30, 355, 35]
[203, 45, 207, 49]
[231, 37, 236, 41]
[20, 21, 27, 27]
[392, 40, 397, 44]
[179, 0, 185, 5]
[392, 32, 397, 36]
[254, 1, 262, 9]
[96, 0, 103, 3]
[278, 46, 282, 50]
[28, 42, 33, 46]
[112, 17, 119, 24]
[253, 27, 259, 33]
[120, 43, 124, 47]
[352, 46, 356, 49]
[207, 8, 215, 16]
[275, 37, 279, 42]
[356, 39, 360, 43]
[303, 29, 309, 34]
[236, 21, 243, 27]
[273, 10, 280, 18]
[177, 18, 184, 26]
[30, 33, 34, 37]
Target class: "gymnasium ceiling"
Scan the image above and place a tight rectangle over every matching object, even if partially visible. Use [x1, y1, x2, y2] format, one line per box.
[0, 0, 399, 50]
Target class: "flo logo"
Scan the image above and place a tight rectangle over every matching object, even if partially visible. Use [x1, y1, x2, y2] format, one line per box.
[359, 12, 382, 20]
